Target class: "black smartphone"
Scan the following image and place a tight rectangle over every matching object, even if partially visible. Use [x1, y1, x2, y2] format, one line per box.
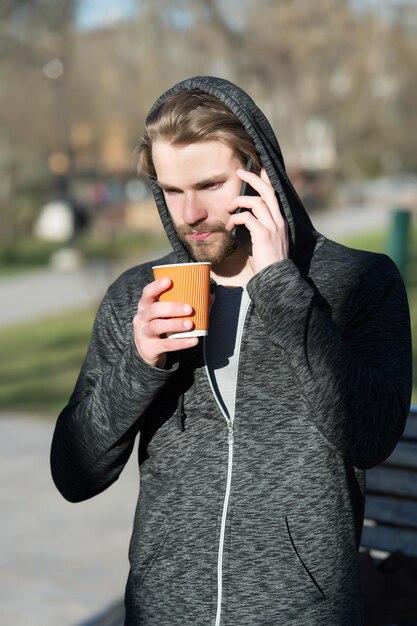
[230, 158, 259, 255]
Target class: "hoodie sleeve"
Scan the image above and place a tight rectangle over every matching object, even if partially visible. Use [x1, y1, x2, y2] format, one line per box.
[246, 254, 412, 470]
[50, 286, 178, 503]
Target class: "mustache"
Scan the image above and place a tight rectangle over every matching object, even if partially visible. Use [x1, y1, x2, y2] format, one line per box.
[176, 221, 228, 236]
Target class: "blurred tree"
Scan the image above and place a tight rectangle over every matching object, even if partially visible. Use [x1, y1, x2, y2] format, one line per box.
[1, 0, 416, 242]
[123, 0, 417, 179]
[0, 0, 78, 241]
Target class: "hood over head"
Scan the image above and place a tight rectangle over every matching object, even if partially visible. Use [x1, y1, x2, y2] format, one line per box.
[144, 76, 320, 264]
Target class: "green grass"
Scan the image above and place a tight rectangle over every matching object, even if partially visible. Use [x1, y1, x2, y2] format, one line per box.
[339, 230, 387, 254]
[0, 231, 167, 276]
[0, 226, 415, 416]
[0, 308, 96, 417]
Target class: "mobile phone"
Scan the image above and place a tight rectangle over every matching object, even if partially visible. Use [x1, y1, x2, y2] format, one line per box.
[230, 158, 259, 255]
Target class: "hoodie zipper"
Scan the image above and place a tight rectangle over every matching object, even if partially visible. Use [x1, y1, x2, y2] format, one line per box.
[203, 297, 250, 626]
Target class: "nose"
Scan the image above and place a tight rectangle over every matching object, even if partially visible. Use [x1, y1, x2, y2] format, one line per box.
[182, 191, 208, 225]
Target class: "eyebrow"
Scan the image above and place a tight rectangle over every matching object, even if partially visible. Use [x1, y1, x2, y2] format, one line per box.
[156, 173, 228, 191]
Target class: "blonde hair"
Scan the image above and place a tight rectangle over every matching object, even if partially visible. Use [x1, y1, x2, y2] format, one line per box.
[136, 90, 260, 178]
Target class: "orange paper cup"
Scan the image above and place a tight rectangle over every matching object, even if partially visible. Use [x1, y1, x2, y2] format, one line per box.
[152, 262, 211, 338]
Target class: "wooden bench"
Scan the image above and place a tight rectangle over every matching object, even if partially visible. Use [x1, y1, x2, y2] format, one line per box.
[362, 405, 417, 558]
[360, 405, 417, 626]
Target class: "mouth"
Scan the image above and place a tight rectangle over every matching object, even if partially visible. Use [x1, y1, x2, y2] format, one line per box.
[189, 231, 213, 242]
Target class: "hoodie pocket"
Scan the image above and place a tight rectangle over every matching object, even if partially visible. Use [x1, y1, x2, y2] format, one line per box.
[281, 515, 326, 603]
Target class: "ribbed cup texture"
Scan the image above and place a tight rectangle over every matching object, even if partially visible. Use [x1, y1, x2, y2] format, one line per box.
[153, 263, 211, 331]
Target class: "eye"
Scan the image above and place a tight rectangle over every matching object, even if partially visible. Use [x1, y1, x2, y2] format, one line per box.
[163, 188, 181, 196]
[202, 181, 223, 191]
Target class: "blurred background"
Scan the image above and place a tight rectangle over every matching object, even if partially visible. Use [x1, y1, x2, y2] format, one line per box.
[0, 0, 416, 624]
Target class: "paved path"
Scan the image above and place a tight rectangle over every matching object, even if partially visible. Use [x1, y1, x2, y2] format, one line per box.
[313, 203, 389, 241]
[0, 246, 170, 329]
[0, 262, 116, 328]
[0, 412, 137, 626]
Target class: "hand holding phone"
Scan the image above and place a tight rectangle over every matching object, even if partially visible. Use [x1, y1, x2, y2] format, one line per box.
[229, 161, 290, 273]
[230, 158, 259, 256]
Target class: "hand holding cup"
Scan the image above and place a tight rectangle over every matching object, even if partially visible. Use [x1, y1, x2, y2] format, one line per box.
[133, 262, 211, 368]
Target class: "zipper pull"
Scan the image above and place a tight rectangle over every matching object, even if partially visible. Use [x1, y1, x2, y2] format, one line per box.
[227, 423, 234, 445]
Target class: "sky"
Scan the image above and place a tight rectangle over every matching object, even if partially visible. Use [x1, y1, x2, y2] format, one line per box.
[76, 0, 415, 31]
[76, 0, 137, 30]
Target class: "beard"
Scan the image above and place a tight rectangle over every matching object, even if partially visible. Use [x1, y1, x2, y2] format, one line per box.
[175, 220, 237, 265]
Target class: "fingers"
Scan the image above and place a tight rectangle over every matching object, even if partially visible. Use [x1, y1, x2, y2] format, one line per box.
[141, 300, 193, 323]
[138, 278, 171, 313]
[228, 167, 289, 271]
[134, 280, 199, 368]
[145, 315, 194, 338]
[236, 167, 277, 207]
[232, 168, 285, 228]
[155, 334, 199, 354]
[259, 167, 272, 186]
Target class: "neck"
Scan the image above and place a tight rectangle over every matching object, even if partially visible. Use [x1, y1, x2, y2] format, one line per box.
[210, 248, 254, 287]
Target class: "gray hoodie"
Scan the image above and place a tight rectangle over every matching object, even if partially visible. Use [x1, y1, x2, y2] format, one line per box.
[51, 77, 412, 625]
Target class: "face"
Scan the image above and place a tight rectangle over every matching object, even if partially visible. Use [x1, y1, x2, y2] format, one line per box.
[152, 141, 244, 266]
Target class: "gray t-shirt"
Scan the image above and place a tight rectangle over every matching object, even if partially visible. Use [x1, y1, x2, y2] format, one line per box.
[205, 286, 251, 420]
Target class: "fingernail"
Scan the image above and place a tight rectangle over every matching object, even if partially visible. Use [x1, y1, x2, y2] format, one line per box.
[183, 304, 192, 314]
[183, 319, 192, 329]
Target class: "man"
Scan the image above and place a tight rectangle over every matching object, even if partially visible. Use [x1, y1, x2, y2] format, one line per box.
[51, 77, 412, 625]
